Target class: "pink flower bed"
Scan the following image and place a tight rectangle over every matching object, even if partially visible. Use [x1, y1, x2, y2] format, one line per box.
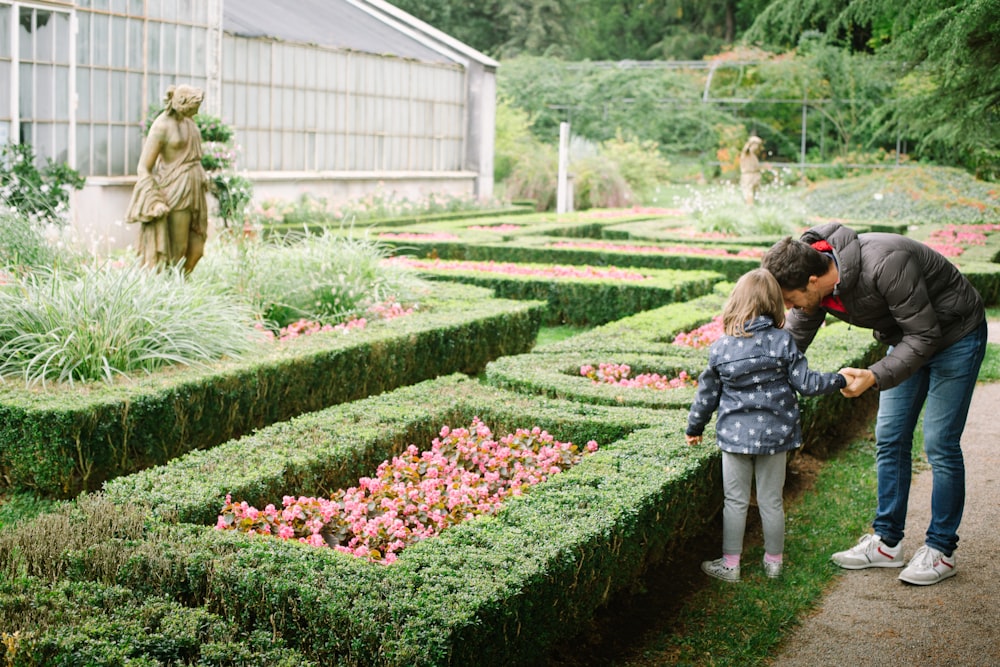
[377, 232, 460, 241]
[580, 206, 686, 219]
[467, 224, 523, 232]
[672, 316, 724, 348]
[550, 240, 763, 258]
[257, 299, 416, 342]
[580, 362, 696, 390]
[924, 223, 1000, 257]
[216, 419, 598, 563]
[385, 257, 648, 281]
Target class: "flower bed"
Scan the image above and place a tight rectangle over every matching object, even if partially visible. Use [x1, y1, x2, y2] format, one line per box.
[386, 256, 649, 281]
[581, 363, 696, 390]
[218, 418, 598, 563]
[672, 315, 724, 348]
[550, 240, 764, 258]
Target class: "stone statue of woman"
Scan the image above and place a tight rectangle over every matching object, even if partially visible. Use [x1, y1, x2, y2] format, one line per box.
[125, 84, 209, 273]
[739, 135, 764, 206]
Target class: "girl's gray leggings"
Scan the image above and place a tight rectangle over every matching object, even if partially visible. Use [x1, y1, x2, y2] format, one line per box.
[721, 450, 788, 556]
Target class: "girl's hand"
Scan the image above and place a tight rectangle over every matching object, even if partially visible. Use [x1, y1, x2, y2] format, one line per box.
[685, 434, 702, 446]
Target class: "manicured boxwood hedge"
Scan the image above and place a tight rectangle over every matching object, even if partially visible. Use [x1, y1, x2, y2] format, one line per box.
[486, 303, 885, 452]
[2, 375, 716, 666]
[0, 283, 545, 497]
[411, 263, 725, 325]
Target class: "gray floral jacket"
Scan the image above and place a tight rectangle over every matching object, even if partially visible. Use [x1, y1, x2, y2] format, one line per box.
[686, 316, 846, 455]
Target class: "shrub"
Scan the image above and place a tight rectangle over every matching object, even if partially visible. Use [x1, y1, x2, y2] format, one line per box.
[195, 230, 427, 328]
[0, 261, 263, 386]
[0, 209, 57, 271]
[0, 143, 85, 227]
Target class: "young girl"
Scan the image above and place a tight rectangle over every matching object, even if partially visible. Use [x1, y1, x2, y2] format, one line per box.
[686, 268, 850, 582]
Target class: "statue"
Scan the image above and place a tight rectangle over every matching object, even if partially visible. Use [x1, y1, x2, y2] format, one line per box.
[126, 84, 208, 273]
[739, 135, 764, 206]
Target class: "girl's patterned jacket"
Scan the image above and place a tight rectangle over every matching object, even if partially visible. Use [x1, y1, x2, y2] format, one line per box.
[686, 315, 846, 455]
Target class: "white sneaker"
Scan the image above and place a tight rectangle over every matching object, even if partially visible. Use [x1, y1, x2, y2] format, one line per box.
[898, 545, 957, 585]
[701, 557, 740, 582]
[762, 557, 782, 579]
[831, 534, 904, 569]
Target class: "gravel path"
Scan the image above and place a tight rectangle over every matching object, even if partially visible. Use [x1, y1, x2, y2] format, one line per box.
[771, 321, 1000, 667]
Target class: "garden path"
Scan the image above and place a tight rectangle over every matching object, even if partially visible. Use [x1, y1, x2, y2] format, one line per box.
[770, 320, 1000, 666]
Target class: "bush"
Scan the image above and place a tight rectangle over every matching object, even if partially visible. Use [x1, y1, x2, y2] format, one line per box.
[0, 143, 85, 226]
[196, 230, 427, 328]
[0, 261, 263, 386]
[0, 209, 57, 271]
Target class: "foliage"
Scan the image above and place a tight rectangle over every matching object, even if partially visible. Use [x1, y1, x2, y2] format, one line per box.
[745, 0, 1000, 178]
[195, 230, 427, 328]
[0, 261, 263, 386]
[571, 153, 634, 210]
[672, 174, 810, 237]
[0, 210, 58, 272]
[494, 97, 538, 183]
[501, 140, 558, 210]
[597, 131, 673, 200]
[497, 57, 738, 155]
[0, 143, 85, 227]
[217, 419, 597, 563]
[212, 172, 255, 226]
[802, 165, 1000, 224]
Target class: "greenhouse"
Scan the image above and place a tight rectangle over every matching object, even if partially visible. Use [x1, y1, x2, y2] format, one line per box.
[0, 0, 498, 248]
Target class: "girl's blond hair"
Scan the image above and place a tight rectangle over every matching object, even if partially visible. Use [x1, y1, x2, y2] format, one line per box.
[721, 268, 786, 337]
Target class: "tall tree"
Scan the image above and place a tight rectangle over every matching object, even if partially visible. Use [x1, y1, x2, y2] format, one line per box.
[744, 0, 1000, 176]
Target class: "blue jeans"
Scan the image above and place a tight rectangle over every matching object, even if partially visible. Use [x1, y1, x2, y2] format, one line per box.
[872, 320, 987, 555]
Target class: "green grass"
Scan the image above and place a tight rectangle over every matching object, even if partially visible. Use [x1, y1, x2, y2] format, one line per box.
[535, 325, 591, 347]
[621, 436, 879, 666]
[613, 320, 999, 666]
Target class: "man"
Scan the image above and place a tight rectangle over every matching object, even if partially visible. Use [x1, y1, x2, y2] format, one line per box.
[762, 222, 987, 586]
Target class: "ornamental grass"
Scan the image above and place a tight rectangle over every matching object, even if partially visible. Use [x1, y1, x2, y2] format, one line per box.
[0, 261, 262, 386]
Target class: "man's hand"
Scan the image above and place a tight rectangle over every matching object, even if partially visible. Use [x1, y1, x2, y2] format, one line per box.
[838, 367, 878, 398]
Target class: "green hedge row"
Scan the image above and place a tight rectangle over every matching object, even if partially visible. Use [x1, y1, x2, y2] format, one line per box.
[486, 303, 885, 452]
[0, 284, 545, 497]
[261, 204, 538, 237]
[3, 376, 718, 666]
[413, 263, 724, 326]
[0, 576, 316, 666]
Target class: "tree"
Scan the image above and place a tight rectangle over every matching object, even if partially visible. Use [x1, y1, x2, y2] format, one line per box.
[744, 0, 1000, 177]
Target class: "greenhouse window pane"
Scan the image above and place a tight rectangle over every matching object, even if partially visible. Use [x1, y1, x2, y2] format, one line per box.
[177, 25, 191, 73]
[110, 125, 126, 174]
[93, 126, 109, 175]
[162, 24, 176, 73]
[147, 22, 160, 71]
[0, 6, 10, 59]
[18, 8, 32, 61]
[92, 69, 109, 122]
[18, 63, 32, 117]
[37, 66, 54, 119]
[76, 68, 91, 121]
[76, 125, 92, 176]
[111, 16, 126, 68]
[128, 72, 142, 122]
[111, 71, 126, 122]
[92, 14, 110, 67]
[54, 13, 70, 63]
[55, 66, 69, 118]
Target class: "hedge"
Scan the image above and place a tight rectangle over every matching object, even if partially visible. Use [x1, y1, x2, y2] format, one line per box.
[0, 283, 545, 497]
[2, 376, 715, 666]
[402, 261, 724, 325]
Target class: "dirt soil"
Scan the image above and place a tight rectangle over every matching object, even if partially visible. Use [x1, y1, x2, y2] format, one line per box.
[547, 321, 1000, 666]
